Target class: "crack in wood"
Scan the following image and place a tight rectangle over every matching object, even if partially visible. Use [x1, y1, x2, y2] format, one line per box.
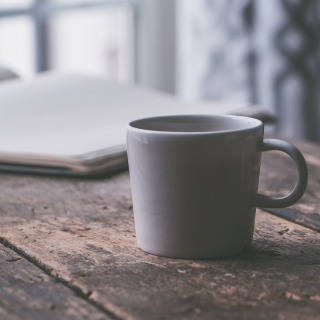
[6, 256, 21, 262]
[264, 208, 320, 233]
[0, 235, 121, 320]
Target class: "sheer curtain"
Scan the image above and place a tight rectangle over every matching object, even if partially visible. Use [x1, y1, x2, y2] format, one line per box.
[177, 0, 320, 142]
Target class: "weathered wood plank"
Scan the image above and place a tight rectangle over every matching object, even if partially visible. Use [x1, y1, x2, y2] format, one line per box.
[260, 135, 320, 231]
[0, 243, 111, 320]
[0, 172, 320, 319]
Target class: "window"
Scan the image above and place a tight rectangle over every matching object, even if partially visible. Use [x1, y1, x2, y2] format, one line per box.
[0, 0, 137, 82]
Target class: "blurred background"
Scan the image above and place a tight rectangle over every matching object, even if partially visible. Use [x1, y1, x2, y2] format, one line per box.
[1, 0, 320, 142]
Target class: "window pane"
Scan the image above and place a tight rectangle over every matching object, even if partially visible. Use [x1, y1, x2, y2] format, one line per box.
[49, 7, 133, 83]
[0, 17, 35, 77]
[0, 0, 33, 9]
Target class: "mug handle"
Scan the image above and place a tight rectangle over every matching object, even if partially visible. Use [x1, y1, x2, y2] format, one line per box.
[251, 139, 308, 208]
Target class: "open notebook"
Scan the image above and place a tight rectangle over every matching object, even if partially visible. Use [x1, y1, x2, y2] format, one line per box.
[0, 73, 265, 177]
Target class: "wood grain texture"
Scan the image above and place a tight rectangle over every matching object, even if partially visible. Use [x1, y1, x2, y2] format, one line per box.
[260, 136, 320, 231]
[0, 244, 111, 320]
[0, 172, 320, 319]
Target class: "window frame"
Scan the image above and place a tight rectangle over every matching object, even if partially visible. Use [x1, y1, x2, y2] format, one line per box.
[0, 0, 138, 78]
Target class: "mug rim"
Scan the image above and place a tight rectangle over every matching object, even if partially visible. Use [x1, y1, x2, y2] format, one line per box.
[127, 114, 263, 135]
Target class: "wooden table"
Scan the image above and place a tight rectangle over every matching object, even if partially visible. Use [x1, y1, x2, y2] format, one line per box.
[1, 135, 320, 320]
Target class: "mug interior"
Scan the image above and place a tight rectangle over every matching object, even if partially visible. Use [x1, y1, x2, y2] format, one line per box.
[129, 115, 262, 133]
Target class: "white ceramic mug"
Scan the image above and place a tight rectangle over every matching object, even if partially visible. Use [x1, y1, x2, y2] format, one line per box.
[126, 115, 308, 259]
